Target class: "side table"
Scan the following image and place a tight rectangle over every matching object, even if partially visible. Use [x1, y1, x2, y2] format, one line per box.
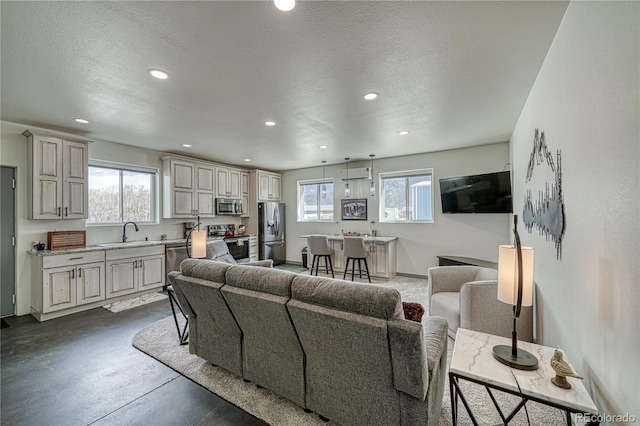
[449, 328, 599, 425]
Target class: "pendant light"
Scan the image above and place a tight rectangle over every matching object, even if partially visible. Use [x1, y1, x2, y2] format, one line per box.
[321, 161, 327, 198]
[369, 154, 376, 196]
[344, 157, 351, 197]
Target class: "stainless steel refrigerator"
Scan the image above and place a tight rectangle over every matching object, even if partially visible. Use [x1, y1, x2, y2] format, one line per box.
[258, 202, 285, 265]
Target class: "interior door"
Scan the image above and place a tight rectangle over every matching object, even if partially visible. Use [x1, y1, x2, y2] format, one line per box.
[1, 167, 16, 316]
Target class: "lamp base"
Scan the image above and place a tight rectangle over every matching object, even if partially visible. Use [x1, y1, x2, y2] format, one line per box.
[492, 345, 539, 371]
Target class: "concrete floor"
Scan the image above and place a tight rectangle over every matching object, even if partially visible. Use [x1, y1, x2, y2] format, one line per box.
[0, 295, 266, 426]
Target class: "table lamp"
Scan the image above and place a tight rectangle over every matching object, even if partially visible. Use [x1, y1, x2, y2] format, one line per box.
[186, 217, 207, 259]
[492, 215, 539, 370]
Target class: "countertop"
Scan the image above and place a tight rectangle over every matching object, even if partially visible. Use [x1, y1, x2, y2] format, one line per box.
[28, 235, 258, 256]
[299, 234, 398, 243]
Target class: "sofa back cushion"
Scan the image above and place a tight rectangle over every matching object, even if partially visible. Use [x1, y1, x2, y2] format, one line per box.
[221, 266, 305, 406]
[172, 259, 243, 376]
[287, 275, 403, 426]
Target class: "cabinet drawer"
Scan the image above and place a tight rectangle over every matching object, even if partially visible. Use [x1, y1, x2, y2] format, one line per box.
[105, 245, 164, 260]
[42, 250, 105, 269]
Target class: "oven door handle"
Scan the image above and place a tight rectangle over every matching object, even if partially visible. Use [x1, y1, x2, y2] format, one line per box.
[225, 238, 238, 244]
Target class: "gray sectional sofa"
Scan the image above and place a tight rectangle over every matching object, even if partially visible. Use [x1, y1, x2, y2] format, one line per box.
[169, 259, 448, 426]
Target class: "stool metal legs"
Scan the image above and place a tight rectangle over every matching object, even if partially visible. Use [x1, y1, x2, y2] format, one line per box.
[343, 257, 371, 282]
[311, 254, 334, 278]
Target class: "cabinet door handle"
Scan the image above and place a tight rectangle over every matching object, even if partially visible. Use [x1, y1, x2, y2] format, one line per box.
[71, 268, 75, 279]
[78, 267, 82, 278]
[134, 260, 138, 268]
[65, 207, 68, 217]
[69, 256, 83, 260]
[58, 207, 62, 217]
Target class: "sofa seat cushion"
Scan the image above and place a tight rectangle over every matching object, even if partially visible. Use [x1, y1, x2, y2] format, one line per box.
[430, 292, 459, 337]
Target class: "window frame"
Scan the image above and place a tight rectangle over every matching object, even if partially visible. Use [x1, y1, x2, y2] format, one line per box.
[86, 159, 159, 226]
[296, 178, 335, 222]
[378, 168, 434, 224]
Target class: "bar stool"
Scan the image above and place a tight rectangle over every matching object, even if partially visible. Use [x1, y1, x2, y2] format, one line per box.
[308, 235, 334, 278]
[343, 237, 371, 283]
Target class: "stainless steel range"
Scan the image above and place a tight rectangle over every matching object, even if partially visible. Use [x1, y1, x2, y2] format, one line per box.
[208, 224, 251, 263]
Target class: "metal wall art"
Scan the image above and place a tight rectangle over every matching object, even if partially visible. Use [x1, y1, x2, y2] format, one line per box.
[523, 129, 565, 259]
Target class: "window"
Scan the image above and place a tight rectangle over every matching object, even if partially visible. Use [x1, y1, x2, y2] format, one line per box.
[87, 161, 158, 225]
[297, 179, 334, 221]
[380, 169, 433, 222]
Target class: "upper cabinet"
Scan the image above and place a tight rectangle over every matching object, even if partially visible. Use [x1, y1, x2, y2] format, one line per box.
[241, 172, 249, 217]
[24, 130, 89, 220]
[215, 166, 241, 199]
[163, 158, 215, 218]
[257, 171, 281, 201]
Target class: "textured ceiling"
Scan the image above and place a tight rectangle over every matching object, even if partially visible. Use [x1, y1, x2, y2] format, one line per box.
[1, 1, 568, 171]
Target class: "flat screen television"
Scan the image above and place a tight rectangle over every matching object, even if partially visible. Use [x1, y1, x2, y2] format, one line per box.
[439, 171, 513, 214]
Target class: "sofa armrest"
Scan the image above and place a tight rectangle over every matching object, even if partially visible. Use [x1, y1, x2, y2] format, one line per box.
[244, 259, 274, 268]
[388, 318, 428, 400]
[428, 266, 480, 295]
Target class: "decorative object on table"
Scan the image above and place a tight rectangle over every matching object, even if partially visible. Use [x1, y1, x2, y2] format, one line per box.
[402, 301, 424, 322]
[341, 198, 367, 220]
[369, 154, 376, 196]
[343, 157, 351, 197]
[342, 232, 360, 236]
[523, 128, 565, 259]
[550, 349, 583, 389]
[492, 214, 539, 370]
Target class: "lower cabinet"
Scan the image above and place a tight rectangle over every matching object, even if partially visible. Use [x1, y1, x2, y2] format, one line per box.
[249, 235, 258, 261]
[106, 246, 165, 298]
[36, 251, 106, 315]
[323, 238, 397, 279]
[31, 244, 165, 321]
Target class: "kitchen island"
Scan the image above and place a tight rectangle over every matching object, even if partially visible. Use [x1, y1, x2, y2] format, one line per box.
[300, 234, 398, 279]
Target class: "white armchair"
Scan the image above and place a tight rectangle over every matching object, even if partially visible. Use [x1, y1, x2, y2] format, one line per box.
[428, 266, 533, 341]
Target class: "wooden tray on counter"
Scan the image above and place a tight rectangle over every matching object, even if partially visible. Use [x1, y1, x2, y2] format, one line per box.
[47, 231, 86, 250]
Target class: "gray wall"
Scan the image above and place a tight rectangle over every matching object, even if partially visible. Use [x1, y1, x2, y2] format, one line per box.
[510, 1, 639, 420]
[282, 143, 511, 275]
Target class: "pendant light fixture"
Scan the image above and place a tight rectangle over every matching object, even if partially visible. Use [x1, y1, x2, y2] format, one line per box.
[369, 154, 376, 196]
[344, 157, 351, 197]
[321, 161, 327, 198]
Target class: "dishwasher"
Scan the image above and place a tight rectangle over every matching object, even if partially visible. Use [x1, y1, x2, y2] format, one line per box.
[165, 239, 218, 286]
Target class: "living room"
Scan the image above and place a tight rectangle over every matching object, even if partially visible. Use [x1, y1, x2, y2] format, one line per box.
[1, 1, 638, 424]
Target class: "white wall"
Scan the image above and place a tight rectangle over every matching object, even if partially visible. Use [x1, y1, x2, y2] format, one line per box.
[282, 143, 511, 275]
[0, 121, 243, 316]
[511, 1, 639, 421]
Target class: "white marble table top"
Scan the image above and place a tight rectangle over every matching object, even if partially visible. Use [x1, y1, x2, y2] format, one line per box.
[299, 234, 397, 243]
[450, 328, 598, 415]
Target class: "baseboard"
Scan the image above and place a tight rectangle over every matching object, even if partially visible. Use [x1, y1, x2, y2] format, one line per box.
[397, 272, 427, 280]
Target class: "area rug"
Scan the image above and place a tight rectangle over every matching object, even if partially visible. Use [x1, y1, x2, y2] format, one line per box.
[102, 292, 167, 313]
[133, 276, 567, 425]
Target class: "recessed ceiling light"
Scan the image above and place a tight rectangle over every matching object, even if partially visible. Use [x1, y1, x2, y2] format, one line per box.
[265, 121, 276, 126]
[319, 145, 328, 149]
[148, 69, 169, 80]
[74, 118, 89, 124]
[274, 0, 295, 12]
[363, 92, 378, 100]
[244, 158, 252, 162]
[398, 131, 409, 136]
[182, 144, 192, 148]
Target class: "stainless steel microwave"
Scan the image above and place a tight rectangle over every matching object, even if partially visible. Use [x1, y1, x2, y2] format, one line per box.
[216, 198, 242, 216]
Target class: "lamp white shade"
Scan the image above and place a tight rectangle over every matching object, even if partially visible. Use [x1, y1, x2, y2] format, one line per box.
[497, 244, 534, 306]
[191, 230, 207, 259]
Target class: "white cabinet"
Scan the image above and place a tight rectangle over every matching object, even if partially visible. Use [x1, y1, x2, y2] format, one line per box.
[249, 235, 258, 261]
[105, 245, 165, 298]
[364, 239, 397, 279]
[32, 251, 106, 315]
[330, 239, 345, 271]
[241, 172, 249, 217]
[163, 158, 215, 218]
[216, 167, 241, 199]
[257, 171, 281, 201]
[24, 130, 89, 220]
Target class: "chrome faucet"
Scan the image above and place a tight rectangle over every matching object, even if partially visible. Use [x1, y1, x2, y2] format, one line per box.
[122, 221, 139, 242]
